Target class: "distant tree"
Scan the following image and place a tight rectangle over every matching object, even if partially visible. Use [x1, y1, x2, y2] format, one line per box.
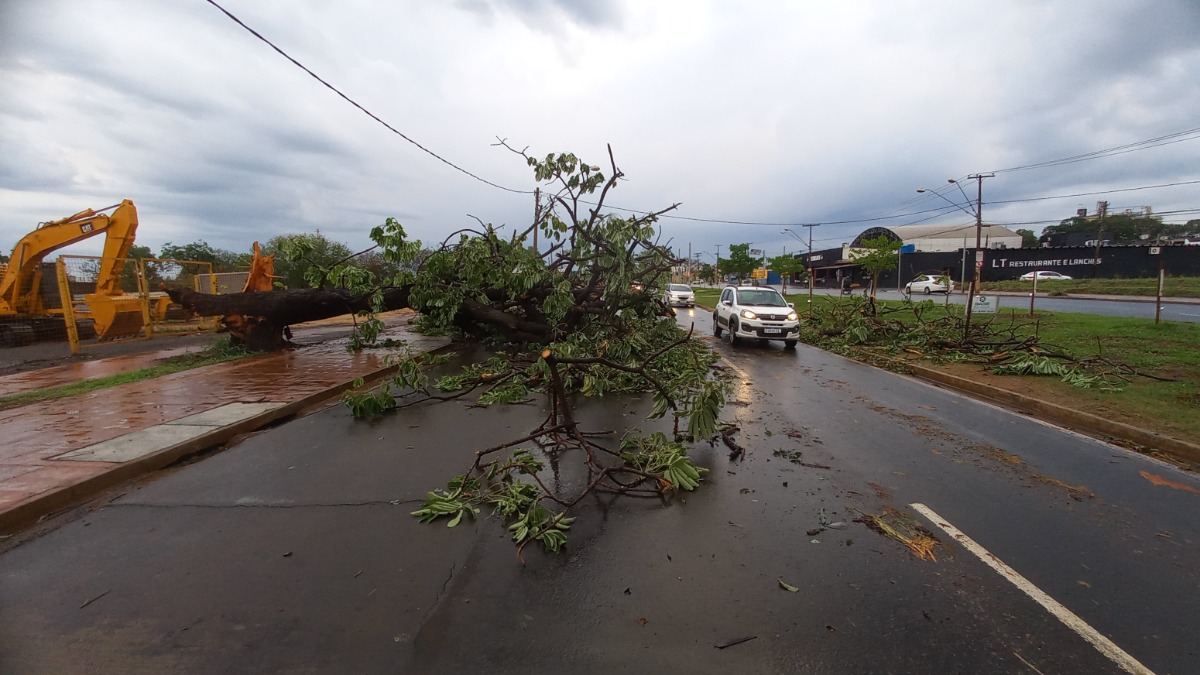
[1016, 229, 1039, 248]
[265, 233, 355, 289]
[159, 240, 246, 272]
[718, 243, 757, 279]
[1186, 219, 1200, 233]
[120, 244, 156, 292]
[768, 253, 805, 290]
[1044, 215, 1090, 236]
[352, 249, 401, 284]
[1041, 213, 1165, 245]
[159, 240, 217, 264]
[697, 263, 717, 284]
[849, 235, 901, 302]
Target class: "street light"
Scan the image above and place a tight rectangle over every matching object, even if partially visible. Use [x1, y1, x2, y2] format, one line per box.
[916, 174, 993, 337]
[782, 224, 820, 307]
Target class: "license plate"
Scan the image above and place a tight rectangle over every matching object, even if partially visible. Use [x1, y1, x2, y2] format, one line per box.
[763, 328, 781, 334]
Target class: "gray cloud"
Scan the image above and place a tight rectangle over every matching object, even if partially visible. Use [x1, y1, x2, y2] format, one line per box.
[1, 0, 1197, 265]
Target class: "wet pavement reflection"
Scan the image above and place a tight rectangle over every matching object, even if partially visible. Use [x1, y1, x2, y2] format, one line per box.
[0, 317, 447, 516]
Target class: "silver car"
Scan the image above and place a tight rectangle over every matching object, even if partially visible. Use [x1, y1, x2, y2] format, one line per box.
[664, 283, 695, 307]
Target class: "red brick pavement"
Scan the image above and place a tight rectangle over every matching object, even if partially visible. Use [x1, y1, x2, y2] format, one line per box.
[0, 323, 447, 529]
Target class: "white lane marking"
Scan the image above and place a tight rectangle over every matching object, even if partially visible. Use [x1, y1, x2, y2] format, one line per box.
[722, 358, 751, 382]
[909, 503, 1155, 675]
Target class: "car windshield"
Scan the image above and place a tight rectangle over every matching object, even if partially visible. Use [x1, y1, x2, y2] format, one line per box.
[669, 284, 691, 292]
[736, 289, 787, 307]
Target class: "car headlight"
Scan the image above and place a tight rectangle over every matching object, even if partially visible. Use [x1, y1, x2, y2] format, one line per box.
[787, 311, 798, 321]
[740, 309, 757, 320]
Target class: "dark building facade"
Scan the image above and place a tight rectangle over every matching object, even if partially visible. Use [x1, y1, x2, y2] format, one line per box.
[803, 244, 1200, 288]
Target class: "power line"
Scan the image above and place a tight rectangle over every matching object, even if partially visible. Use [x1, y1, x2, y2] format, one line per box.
[986, 178, 1200, 206]
[201, 3, 1197, 235]
[205, 0, 531, 195]
[988, 126, 1200, 174]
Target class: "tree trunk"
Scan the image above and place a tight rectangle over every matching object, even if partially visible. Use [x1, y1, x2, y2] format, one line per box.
[166, 286, 412, 350]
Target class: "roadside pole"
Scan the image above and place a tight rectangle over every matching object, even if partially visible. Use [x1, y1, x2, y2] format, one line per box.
[1156, 265, 1165, 325]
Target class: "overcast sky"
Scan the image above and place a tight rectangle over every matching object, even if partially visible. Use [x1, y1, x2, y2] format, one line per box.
[2, 0, 1198, 265]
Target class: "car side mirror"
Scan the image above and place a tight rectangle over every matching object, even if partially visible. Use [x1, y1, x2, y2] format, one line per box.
[787, 302, 795, 309]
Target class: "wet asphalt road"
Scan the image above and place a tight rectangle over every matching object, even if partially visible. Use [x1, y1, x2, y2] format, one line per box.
[2, 319, 1198, 673]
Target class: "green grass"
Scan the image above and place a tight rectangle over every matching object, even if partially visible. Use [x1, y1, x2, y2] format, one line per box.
[0, 339, 258, 411]
[981, 275, 1200, 297]
[693, 288, 721, 308]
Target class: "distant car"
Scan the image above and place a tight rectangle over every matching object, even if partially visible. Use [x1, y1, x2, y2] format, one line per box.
[664, 284, 695, 307]
[629, 281, 645, 292]
[1019, 271, 1072, 281]
[904, 274, 954, 295]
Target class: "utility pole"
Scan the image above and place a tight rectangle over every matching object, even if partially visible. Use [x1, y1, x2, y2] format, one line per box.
[960, 173, 994, 337]
[781, 224, 820, 308]
[805, 224, 816, 308]
[532, 188, 541, 252]
[1093, 200, 1108, 278]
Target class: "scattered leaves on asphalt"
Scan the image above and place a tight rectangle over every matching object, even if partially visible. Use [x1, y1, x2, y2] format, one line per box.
[778, 578, 800, 592]
[854, 506, 943, 562]
[715, 635, 757, 649]
[1139, 470, 1200, 494]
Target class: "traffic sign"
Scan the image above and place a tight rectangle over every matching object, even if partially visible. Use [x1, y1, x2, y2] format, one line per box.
[973, 294, 997, 314]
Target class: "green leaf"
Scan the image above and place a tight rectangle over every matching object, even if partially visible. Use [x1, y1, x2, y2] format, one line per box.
[778, 578, 800, 593]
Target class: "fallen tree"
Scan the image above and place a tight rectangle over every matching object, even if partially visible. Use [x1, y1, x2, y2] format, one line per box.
[172, 145, 729, 559]
[166, 286, 412, 350]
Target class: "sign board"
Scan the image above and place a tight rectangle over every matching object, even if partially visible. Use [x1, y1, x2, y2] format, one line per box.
[1149, 247, 1161, 255]
[975, 250, 985, 263]
[751, 267, 768, 279]
[899, 244, 916, 254]
[973, 294, 997, 314]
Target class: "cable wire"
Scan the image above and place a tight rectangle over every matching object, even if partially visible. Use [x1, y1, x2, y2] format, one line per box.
[204, 0, 1197, 235]
[205, 0, 531, 195]
[988, 127, 1200, 174]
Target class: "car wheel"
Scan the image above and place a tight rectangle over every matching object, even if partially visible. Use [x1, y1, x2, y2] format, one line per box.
[784, 339, 797, 349]
[923, 286, 931, 295]
[712, 312, 722, 337]
[727, 320, 740, 346]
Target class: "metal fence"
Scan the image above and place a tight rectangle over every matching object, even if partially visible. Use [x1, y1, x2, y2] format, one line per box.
[199, 271, 251, 295]
[0, 261, 74, 347]
[53, 256, 220, 354]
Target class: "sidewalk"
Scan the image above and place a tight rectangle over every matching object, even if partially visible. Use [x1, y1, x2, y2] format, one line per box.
[0, 319, 449, 534]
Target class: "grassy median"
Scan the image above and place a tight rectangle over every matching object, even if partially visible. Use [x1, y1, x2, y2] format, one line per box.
[980, 276, 1200, 298]
[0, 339, 257, 411]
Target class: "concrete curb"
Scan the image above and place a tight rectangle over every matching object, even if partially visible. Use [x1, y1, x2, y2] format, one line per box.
[901, 361, 1200, 464]
[0, 342, 456, 536]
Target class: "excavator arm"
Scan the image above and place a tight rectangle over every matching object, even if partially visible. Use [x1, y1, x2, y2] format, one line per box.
[0, 199, 138, 316]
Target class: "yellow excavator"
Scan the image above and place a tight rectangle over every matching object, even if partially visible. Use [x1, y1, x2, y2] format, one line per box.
[0, 199, 156, 346]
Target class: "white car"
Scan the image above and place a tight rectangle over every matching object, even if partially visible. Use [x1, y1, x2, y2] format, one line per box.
[713, 285, 800, 348]
[904, 274, 954, 295]
[1019, 271, 1072, 281]
[664, 284, 695, 307]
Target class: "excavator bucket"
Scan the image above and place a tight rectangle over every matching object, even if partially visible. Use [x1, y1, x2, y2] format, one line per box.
[86, 293, 146, 340]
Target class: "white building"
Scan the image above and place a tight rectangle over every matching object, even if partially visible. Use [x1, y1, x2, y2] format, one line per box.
[851, 224, 1023, 252]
